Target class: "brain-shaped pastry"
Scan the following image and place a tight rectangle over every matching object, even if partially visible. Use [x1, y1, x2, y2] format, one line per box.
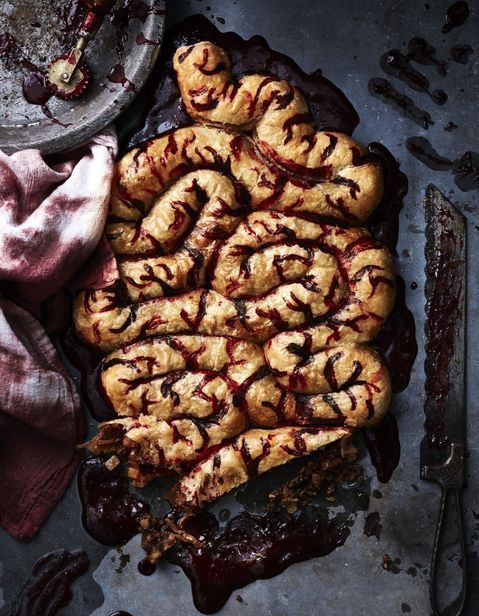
[76, 41, 395, 507]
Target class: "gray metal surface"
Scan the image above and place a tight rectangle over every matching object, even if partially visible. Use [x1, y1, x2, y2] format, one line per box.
[1, 1, 478, 615]
[0, 0, 165, 154]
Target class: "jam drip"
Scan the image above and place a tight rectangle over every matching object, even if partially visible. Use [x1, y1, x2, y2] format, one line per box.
[78, 457, 150, 545]
[363, 414, 401, 483]
[405, 137, 479, 192]
[373, 276, 417, 393]
[442, 1, 470, 34]
[368, 78, 433, 129]
[163, 506, 350, 614]
[12, 549, 89, 616]
[380, 40, 448, 105]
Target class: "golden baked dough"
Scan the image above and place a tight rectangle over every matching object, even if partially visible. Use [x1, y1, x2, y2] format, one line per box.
[76, 41, 395, 505]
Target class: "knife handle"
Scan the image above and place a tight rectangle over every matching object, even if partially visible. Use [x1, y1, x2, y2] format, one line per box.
[430, 486, 467, 616]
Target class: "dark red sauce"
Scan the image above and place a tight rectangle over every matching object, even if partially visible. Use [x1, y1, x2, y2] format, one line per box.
[406, 137, 453, 171]
[78, 457, 150, 545]
[108, 63, 136, 91]
[379, 44, 447, 105]
[12, 549, 89, 616]
[424, 195, 465, 448]
[373, 277, 417, 393]
[442, 1, 470, 34]
[363, 414, 401, 483]
[405, 137, 479, 192]
[450, 44, 473, 65]
[22, 71, 52, 105]
[368, 78, 433, 129]
[60, 328, 116, 422]
[162, 506, 350, 614]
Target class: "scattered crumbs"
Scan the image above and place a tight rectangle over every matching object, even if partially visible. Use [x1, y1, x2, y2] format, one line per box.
[174, 569, 181, 574]
[444, 121, 458, 131]
[401, 602, 412, 613]
[423, 568, 428, 575]
[372, 489, 383, 499]
[410, 282, 418, 290]
[115, 551, 130, 574]
[353, 54, 358, 60]
[411, 483, 419, 492]
[110, 555, 116, 563]
[383, 554, 401, 573]
[401, 249, 410, 258]
[406, 566, 417, 577]
[267, 442, 363, 513]
[236, 595, 244, 603]
[364, 512, 382, 540]
[383, 553, 392, 570]
[216, 17, 225, 24]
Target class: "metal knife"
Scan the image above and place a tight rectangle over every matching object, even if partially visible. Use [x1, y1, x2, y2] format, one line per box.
[421, 185, 467, 616]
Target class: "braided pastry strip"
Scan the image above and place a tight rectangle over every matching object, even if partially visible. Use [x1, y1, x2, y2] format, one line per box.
[111, 124, 381, 225]
[76, 40, 395, 504]
[168, 426, 351, 507]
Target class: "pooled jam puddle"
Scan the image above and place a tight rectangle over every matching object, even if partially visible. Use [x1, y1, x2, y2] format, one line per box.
[60, 13, 419, 615]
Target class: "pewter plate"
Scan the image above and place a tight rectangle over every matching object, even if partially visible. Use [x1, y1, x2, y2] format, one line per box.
[0, 0, 166, 154]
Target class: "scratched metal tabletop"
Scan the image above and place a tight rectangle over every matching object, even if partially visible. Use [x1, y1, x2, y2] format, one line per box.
[0, 1, 478, 615]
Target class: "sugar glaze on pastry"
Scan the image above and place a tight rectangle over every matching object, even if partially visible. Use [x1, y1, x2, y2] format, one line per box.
[77, 41, 395, 505]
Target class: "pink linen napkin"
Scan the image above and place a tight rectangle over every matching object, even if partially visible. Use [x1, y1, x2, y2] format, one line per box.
[0, 130, 118, 540]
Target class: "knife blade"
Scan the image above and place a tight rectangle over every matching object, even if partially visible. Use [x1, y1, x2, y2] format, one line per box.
[421, 184, 467, 616]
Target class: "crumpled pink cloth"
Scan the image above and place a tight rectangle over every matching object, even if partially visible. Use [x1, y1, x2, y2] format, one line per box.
[0, 129, 118, 540]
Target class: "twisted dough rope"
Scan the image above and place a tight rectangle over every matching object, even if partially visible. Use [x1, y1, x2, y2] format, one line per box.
[173, 41, 383, 206]
[76, 40, 394, 504]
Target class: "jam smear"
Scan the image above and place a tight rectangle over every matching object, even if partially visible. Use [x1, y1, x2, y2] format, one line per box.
[12, 549, 89, 616]
[424, 194, 465, 448]
[108, 63, 136, 92]
[163, 506, 350, 614]
[406, 137, 453, 171]
[368, 78, 433, 129]
[379, 42, 447, 105]
[450, 44, 473, 65]
[78, 457, 150, 545]
[405, 137, 479, 192]
[442, 1, 470, 34]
